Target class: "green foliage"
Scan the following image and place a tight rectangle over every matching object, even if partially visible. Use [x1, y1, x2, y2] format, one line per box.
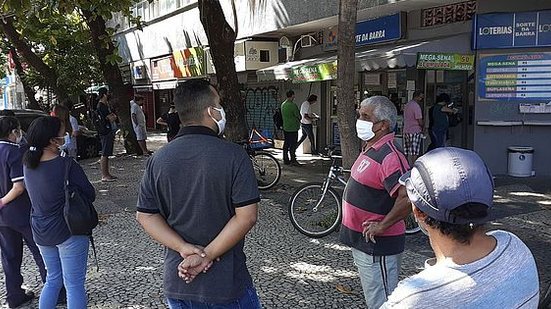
[0, 0, 142, 96]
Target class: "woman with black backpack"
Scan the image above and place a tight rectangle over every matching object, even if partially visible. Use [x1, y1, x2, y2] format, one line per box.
[23, 116, 95, 309]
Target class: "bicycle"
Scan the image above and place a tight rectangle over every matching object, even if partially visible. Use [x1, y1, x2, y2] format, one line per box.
[288, 148, 420, 238]
[239, 128, 281, 190]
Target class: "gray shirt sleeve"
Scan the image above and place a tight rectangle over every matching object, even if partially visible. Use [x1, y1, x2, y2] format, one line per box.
[137, 158, 160, 214]
[231, 150, 261, 208]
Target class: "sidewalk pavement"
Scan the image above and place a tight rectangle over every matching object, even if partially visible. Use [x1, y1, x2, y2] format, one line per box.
[1, 132, 549, 308]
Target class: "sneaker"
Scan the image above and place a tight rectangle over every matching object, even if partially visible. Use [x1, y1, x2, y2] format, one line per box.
[8, 290, 35, 308]
[290, 160, 302, 166]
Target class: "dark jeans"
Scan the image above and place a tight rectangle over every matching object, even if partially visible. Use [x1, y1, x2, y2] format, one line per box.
[167, 286, 261, 309]
[429, 129, 447, 150]
[283, 131, 298, 163]
[297, 123, 317, 154]
[0, 224, 46, 307]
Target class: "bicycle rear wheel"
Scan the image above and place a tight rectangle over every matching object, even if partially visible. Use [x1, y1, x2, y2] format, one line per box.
[289, 183, 342, 238]
[405, 212, 421, 234]
[251, 152, 281, 190]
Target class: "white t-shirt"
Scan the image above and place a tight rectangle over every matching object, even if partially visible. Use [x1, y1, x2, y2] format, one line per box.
[300, 101, 312, 124]
[68, 115, 79, 152]
[382, 230, 539, 309]
[130, 101, 146, 128]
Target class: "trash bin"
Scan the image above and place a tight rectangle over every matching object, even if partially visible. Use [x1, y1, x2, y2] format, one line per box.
[507, 146, 534, 177]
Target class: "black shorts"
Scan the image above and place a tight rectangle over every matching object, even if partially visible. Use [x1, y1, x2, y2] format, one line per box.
[100, 131, 115, 157]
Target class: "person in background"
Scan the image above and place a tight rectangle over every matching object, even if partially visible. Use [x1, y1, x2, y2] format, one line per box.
[428, 93, 457, 149]
[156, 105, 181, 142]
[61, 100, 80, 159]
[0, 116, 47, 308]
[51, 104, 76, 158]
[130, 95, 151, 155]
[340, 96, 411, 309]
[97, 87, 117, 181]
[137, 80, 261, 308]
[297, 94, 319, 155]
[403, 90, 424, 164]
[281, 90, 301, 166]
[383, 147, 539, 308]
[23, 116, 95, 308]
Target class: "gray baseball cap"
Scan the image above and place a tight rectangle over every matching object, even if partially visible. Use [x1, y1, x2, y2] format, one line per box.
[398, 147, 494, 224]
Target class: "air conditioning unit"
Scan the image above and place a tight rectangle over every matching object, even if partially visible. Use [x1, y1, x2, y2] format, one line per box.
[300, 34, 316, 48]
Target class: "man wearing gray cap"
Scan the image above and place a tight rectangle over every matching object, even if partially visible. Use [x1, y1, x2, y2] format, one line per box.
[382, 147, 539, 308]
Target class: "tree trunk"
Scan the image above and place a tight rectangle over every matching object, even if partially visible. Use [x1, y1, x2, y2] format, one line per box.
[0, 18, 67, 101]
[9, 47, 41, 110]
[82, 10, 139, 154]
[336, 0, 361, 169]
[198, 0, 248, 141]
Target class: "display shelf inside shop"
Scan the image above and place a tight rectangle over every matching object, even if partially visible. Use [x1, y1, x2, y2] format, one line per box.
[523, 120, 551, 126]
[477, 121, 523, 126]
[519, 103, 551, 114]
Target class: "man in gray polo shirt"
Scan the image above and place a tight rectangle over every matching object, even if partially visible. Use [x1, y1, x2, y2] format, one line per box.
[136, 80, 261, 308]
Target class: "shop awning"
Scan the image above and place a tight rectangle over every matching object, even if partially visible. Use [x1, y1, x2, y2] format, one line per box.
[256, 34, 471, 82]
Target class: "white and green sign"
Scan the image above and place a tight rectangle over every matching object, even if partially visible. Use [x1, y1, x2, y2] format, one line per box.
[417, 52, 475, 71]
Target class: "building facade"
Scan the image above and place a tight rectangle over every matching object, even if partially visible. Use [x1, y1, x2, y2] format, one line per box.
[111, 0, 551, 175]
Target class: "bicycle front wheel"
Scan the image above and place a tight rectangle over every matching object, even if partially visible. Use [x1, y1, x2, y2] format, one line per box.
[251, 152, 281, 190]
[405, 212, 421, 234]
[289, 183, 342, 238]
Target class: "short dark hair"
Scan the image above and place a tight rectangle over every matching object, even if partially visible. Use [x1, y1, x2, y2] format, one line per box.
[174, 80, 218, 125]
[286, 90, 295, 98]
[422, 203, 489, 245]
[98, 87, 108, 99]
[0, 116, 20, 138]
[436, 93, 450, 103]
[413, 90, 424, 99]
[23, 116, 62, 169]
[134, 95, 144, 102]
[307, 94, 318, 102]
[0, 110, 16, 117]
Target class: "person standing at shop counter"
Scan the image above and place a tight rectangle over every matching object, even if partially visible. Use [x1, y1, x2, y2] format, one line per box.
[403, 90, 425, 164]
[281, 90, 301, 166]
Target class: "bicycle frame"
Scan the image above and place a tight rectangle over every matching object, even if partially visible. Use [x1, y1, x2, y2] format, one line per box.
[314, 156, 349, 212]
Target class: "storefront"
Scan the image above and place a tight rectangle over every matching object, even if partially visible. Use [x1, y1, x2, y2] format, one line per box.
[149, 47, 209, 128]
[472, 8, 551, 175]
[256, 6, 476, 151]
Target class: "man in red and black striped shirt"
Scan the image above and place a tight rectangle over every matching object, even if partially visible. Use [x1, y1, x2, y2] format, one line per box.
[340, 96, 411, 309]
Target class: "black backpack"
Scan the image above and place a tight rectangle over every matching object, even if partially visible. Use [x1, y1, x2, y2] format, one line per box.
[273, 108, 283, 130]
[90, 106, 109, 135]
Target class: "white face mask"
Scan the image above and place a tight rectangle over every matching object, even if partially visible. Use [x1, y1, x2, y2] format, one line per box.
[209, 107, 226, 135]
[13, 129, 22, 144]
[356, 119, 376, 141]
[414, 214, 429, 236]
[57, 133, 70, 151]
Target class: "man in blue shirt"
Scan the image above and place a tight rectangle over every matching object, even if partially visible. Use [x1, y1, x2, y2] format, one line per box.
[0, 117, 46, 308]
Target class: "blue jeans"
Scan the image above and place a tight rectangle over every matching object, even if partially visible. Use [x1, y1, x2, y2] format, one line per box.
[167, 286, 261, 309]
[38, 236, 89, 309]
[352, 249, 401, 309]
